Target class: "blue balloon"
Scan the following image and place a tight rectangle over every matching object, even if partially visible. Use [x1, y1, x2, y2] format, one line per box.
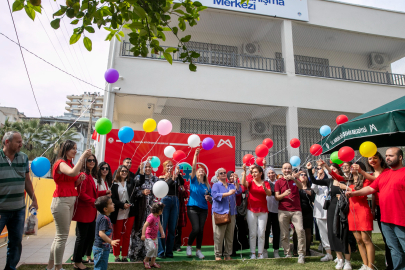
[150, 156, 160, 168]
[290, 156, 301, 167]
[31, 157, 51, 177]
[118, 126, 134, 144]
[320, 125, 331, 137]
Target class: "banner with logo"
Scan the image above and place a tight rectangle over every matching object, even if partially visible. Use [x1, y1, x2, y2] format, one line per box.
[104, 130, 236, 245]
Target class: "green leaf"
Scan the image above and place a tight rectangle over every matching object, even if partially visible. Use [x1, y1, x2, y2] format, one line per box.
[71, 19, 79, 25]
[53, 6, 67, 17]
[127, 22, 144, 29]
[100, 6, 112, 16]
[189, 63, 197, 72]
[165, 47, 177, 53]
[80, 1, 88, 11]
[180, 35, 191, 43]
[12, 0, 24, 12]
[172, 26, 178, 35]
[118, 31, 124, 37]
[84, 26, 95, 33]
[66, 8, 75, 18]
[190, 51, 200, 58]
[69, 33, 81, 44]
[50, 18, 60, 29]
[105, 32, 114, 41]
[174, 9, 185, 15]
[193, 1, 203, 7]
[24, 6, 35, 21]
[83, 37, 92, 51]
[32, 5, 41, 13]
[133, 6, 146, 19]
[173, 3, 182, 9]
[115, 34, 121, 42]
[163, 52, 173, 65]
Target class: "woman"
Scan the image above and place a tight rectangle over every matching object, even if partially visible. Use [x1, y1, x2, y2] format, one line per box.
[211, 168, 242, 260]
[186, 148, 211, 259]
[46, 141, 91, 270]
[264, 167, 281, 258]
[72, 154, 109, 269]
[158, 160, 185, 259]
[173, 182, 189, 252]
[97, 161, 113, 192]
[241, 165, 272, 259]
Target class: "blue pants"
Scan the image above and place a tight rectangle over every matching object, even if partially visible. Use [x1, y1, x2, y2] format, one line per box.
[381, 222, 405, 270]
[158, 196, 179, 257]
[0, 208, 25, 270]
[93, 246, 110, 270]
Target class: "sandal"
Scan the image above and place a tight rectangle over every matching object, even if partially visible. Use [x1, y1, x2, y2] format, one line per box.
[151, 263, 161, 268]
[143, 262, 151, 269]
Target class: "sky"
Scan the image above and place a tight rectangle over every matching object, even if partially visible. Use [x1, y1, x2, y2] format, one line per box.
[1, 0, 405, 118]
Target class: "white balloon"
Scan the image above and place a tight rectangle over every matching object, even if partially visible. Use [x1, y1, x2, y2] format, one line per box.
[153, 181, 169, 199]
[187, 134, 201, 148]
[164, 146, 176, 158]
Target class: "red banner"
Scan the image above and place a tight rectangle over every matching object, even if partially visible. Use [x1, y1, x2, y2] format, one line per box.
[104, 130, 235, 245]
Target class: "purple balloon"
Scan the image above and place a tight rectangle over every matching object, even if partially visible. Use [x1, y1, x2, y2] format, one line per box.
[104, 68, 119, 83]
[202, 137, 215, 151]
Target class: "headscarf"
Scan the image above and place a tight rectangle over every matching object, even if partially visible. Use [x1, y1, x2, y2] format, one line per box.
[265, 166, 276, 181]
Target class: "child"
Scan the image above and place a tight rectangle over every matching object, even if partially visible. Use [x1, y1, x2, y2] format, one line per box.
[141, 202, 165, 269]
[93, 196, 120, 270]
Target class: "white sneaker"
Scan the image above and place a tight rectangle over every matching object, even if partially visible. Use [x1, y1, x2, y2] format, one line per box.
[318, 243, 323, 251]
[262, 250, 268, 258]
[196, 249, 204, 259]
[358, 265, 367, 270]
[320, 253, 333, 262]
[343, 260, 352, 270]
[273, 250, 280, 258]
[298, 254, 305, 264]
[250, 253, 256, 259]
[336, 259, 344, 269]
[334, 257, 339, 263]
[284, 254, 292, 258]
[186, 246, 192, 257]
[258, 254, 264, 259]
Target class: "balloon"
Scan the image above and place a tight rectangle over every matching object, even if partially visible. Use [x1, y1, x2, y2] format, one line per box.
[290, 156, 301, 167]
[320, 125, 331, 137]
[150, 156, 161, 168]
[95, 117, 112, 135]
[336, 115, 349, 125]
[118, 126, 134, 144]
[104, 68, 119, 84]
[157, 119, 172, 136]
[359, 141, 378, 158]
[153, 181, 169, 199]
[188, 134, 201, 148]
[263, 138, 273, 149]
[338, 146, 355, 162]
[290, 138, 300, 148]
[255, 144, 269, 158]
[164, 146, 176, 158]
[330, 151, 343, 165]
[256, 157, 264, 166]
[202, 137, 215, 151]
[173, 150, 186, 162]
[310, 144, 323, 156]
[31, 157, 51, 177]
[243, 154, 255, 166]
[143, 118, 156, 133]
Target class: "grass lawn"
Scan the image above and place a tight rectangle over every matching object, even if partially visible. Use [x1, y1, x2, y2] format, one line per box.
[19, 233, 386, 270]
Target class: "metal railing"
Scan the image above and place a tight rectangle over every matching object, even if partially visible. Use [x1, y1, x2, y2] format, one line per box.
[295, 61, 405, 87]
[121, 42, 284, 73]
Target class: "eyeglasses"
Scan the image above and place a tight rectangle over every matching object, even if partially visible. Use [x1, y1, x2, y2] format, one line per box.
[317, 167, 323, 170]
[121, 170, 128, 173]
[87, 159, 95, 163]
[219, 172, 226, 175]
[300, 174, 306, 176]
[100, 167, 109, 171]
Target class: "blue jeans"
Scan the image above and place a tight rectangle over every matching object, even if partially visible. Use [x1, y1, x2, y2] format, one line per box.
[381, 222, 405, 270]
[0, 208, 25, 270]
[158, 196, 179, 257]
[93, 246, 110, 270]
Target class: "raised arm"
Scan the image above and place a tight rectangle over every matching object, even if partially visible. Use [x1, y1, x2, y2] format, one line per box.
[346, 186, 376, 198]
[352, 164, 377, 181]
[241, 164, 248, 188]
[306, 162, 329, 186]
[191, 148, 200, 179]
[59, 149, 92, 177]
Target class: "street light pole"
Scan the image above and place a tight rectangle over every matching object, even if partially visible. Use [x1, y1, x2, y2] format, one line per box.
[86, 93, 96, 149]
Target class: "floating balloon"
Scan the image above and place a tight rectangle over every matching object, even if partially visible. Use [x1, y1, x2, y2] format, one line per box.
[243, 154, 255, 166]
[31, 157, 51, 177]
[202, 137, 215, 151]
[173, 150, 186, 162]
[320, 125, 331, 137]
[118, 126, 134, 144]
[336, 115, 349, 125]
[263, 138, 273, 149]
[310, 144, 323, 156]
[164, 146, 176, 158]
[359, 141, 377, 158]
[157, 119, 172, 136]
[256, 157, 264, 166]
[290, 156, 301, 167]
[153, 181, 169, 198]
[104, 68, 119, 84]
[255, 144, 269, 158]
[143, 118, 156, 133]
[338, 146, 355, 162]
[95, 117, 112, 135]
[150, 156, 161, 168]
[330, 151, 343, 165]
[188, 134, 201, 148]
[290, 138, 300, 148]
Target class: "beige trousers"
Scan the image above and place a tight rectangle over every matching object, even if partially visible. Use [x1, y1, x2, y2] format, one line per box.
[49, 196, 76, 265]
[212, 215, 236, 258]
[278, 210, 306, 256]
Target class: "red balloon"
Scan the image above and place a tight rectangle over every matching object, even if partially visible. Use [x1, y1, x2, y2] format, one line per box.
[255, 144, 269, 158]
[310, 144, 323, 156]
[243, 154, 255, 166]
[262, 138, 273, 149]
[256, 157, 264, 166]
[290, 138, 300, 148]
[338, 146, 355, 162]
[336, 115, 349, 125]
[173, 150, 186, 162]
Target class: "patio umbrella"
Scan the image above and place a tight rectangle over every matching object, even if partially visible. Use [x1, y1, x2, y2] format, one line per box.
[319, 95, 405, 154]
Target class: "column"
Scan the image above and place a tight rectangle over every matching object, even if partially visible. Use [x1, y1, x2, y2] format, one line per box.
[281, 20, 295, 76]
[286, 106, 299, 157]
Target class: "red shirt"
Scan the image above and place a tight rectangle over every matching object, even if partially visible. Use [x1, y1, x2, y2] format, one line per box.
[52, 159, 79, 197]
[371, 169, 390, 206]
[247, 179, 271, 213]
[274, 178, 301, 212]
[370, 167, 405, 227]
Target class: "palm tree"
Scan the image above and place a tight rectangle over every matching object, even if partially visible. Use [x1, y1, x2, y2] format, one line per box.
[0, 118, 15, 140]
[44, 122, 80, 163]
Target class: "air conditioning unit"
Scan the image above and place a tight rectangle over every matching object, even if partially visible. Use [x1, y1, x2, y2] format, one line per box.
[243, 43, 260, 55]
[368, 53, 389, 70]
[250, 120, 268, 136]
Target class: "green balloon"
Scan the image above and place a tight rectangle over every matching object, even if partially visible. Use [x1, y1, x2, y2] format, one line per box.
[330, 151, 343, 165]
[95, 117, 112, 135]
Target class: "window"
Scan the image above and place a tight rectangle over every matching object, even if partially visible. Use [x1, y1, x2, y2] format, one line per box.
[276, 53, 329, 76]
[299, 126, 321, 161]
[272, 125, 287, 167]
[185, 41, 238, 67]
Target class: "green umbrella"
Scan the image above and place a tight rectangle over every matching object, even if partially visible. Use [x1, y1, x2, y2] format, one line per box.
[320, 95, 405, 154]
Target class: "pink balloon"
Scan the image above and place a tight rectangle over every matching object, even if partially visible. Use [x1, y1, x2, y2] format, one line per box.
[157, 119, 172, 136]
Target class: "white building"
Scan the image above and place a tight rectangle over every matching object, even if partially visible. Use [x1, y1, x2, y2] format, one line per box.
[66, 92, 104, 119]
[96, 0, 405, 167]
[0, 106, 25, 126]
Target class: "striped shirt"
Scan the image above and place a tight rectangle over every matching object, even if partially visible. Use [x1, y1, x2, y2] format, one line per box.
[0, 149, 29, 211]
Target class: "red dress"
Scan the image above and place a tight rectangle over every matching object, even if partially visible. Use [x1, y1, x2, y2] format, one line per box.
[348, 179, 373, 231]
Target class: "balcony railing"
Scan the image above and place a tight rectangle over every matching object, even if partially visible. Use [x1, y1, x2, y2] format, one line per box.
[121, 42, 284, 73]
[295, 61, 405, 87]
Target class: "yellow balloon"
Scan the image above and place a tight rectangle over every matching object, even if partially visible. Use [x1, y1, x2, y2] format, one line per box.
[359, 141, 377, 158]
[143, 118, 156, 133]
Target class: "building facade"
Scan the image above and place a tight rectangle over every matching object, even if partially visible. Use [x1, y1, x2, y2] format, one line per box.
[66, 92, 104, 119]
[0, 106, 26, 126]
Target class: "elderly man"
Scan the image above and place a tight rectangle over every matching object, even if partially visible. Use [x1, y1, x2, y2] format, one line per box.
[0, 131, 38, 270]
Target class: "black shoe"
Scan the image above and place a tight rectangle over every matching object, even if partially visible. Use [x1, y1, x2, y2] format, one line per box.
[121, 258, 129, 262]
[166, 254, 173, 258]
[114, 258, 121, 262]
[158, 255, 166, 259]
[73, 266, 89, 270]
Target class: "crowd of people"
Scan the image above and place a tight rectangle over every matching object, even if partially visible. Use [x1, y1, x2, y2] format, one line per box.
[1, 131, 405, 270]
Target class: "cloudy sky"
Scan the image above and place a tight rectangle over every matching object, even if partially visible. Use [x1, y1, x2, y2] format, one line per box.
[1, 0, 405, 118]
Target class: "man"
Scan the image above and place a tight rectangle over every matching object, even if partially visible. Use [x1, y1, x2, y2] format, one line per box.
[347, 147, 405, 270]
[274, 162, 305, 264]
[112, 157, 139, 180]
[0, 131, 38, 270]
[341, 162, 352, 179]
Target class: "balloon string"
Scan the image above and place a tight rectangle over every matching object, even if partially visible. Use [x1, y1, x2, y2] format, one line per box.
[174, 147, 193, 168]
[131, 132, 146, 160]
[268, 146, 288, 158]
[141, 135, 162, 162]
[118, 143, 125, 167]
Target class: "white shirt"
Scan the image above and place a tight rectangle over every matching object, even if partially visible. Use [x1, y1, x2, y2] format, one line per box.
[312, 183, 328, 219]
[115, 181, 130, 220]
[266, 179, 279, 213]
[98, 178, 108, 191]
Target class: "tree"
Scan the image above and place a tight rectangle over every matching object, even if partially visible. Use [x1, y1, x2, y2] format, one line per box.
[44, 122, 80, 163]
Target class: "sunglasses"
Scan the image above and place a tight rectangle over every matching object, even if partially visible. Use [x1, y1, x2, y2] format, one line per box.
[219, 172, 226, 175]
[100, 167, 109, 171]
[300, 173, 306, 176]
[317, 167, 323, 170]
[87, 159, 96, 163]
[121, 170, 128, 173]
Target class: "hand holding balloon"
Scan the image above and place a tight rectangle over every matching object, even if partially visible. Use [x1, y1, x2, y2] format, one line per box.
[306, 162, 312, 170]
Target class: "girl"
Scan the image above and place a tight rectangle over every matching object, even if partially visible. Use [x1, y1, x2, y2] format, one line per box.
[97, 162, 113, 192]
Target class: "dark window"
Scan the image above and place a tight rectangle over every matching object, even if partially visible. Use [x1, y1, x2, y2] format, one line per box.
[185, 41, 238, 67]
[298, 127, 320, 162]
[272, 125, 287, 167]
[276, 52, 329, 77]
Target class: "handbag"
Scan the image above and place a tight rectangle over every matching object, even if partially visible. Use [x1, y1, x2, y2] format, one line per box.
[214, 194, 231, 225]
[323, 180, 333, 210]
